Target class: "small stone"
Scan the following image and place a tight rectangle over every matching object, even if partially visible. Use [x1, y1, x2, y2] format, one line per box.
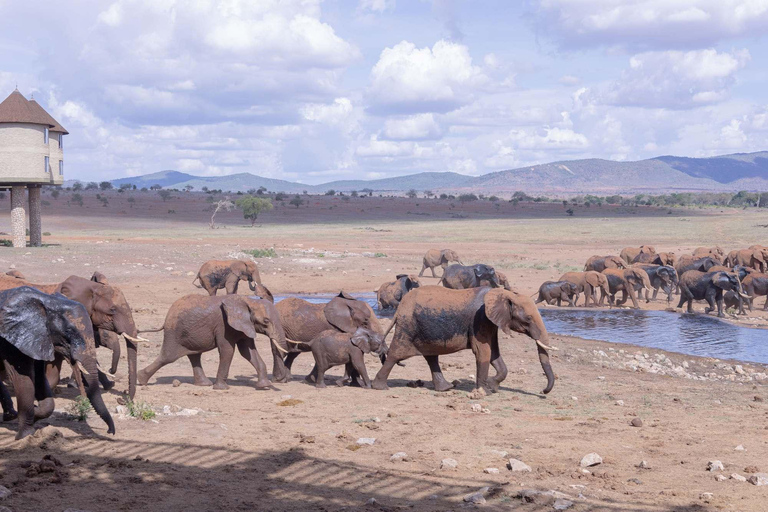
[571, 396, 578, 401]
[748, 473, 768, 486]
[483, 467, 499, 474]
[356, 438, 375, 446]
[468, 388, 486, 400]
[162, 405, 171, 415]
[440, 458, 458, 470]
[700, 492, 714, 501]
[744, 465, 759, 473]
[580, 453, 602, 468]
[489, 450, 508, 459]
[579, 468, 591, 474]
[172, 379, 181, 387]
[731, 473, 747, 482]
[471, 403, 482, 413]
[627, 478, 642, 485]
[735, 365, 745, 375]
[390, 452, 408, 462]
[366, 498, 377, 505]
[638, 460, 650, 469]
[554, 498, 574, 510]
[715, 474, 727, 481]
[115, 405, 128, 415]
[735, 445, 745, 451]
[597, 376, 605, 380]
[0, 485, 11, 500]
[707, 460, 724, 472]
[507, 458, 532, 472]
[463, 487, 489, 504]
[615, 400, 624, 406]
[630, 418, 643, 427]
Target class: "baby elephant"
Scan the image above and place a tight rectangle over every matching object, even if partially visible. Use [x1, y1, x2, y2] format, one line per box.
[377, 274, 420, 309]
[298, 328, 387, 388]
[534, 281, 578, 307]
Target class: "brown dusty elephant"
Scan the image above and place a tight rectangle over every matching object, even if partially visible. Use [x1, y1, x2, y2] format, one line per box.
[692, 246, 725, 263]
[651, 252, 676, 266]
[559, 271, 610, 306]
[377, 275, 421, 309]
[599, 268, 651, 309]
[740, 272, 768, 311]
[273, 292, 383, 383]
[620, 246, 656, 264]
[418, 249, 463, 278]
[439, 264, 500, 289]
[678, 270, 748, 317]
[0, 287, 115, 439]
[138, 295, 287, 390]
[584, 255, 626, 272]
[372, 286, 555, 395]
[193, 259, 262, 296]
[496, 271, 512, 291]
[724, 249, 767, 272]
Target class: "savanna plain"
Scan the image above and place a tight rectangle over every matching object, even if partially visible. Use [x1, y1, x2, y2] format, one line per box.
[1, 191, 768, 512]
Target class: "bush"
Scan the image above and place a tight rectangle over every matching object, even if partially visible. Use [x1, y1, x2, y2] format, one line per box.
[244, 248, 277, 258]
[158, 190, 172, 201]
[325, 189, 336, 196]
[68, 396, 92, 421]
[566, 208, 574, 216]
[51, 189, 60, 199]
[43, 231, 51, 236]
[85, 182, 98, 190]
[406, 189, 418, 199]
[72, 182, 83, 191]
[439, 193, 448, 199]
[374, 252, 387, 258]
[150, 184, 162, 191]
[71, 193, 84, 207]
[458, 194, 478, 203]
[235, 196, 274, 226]
[126, 399, 156, 420]
[127, 197, 136, 207]
[0, 239, 13, 247]
[119, 183, 133, 191]
[275, 192, 286, 201]
[290, 195, 304, 208]
[99, 181, 113, 191]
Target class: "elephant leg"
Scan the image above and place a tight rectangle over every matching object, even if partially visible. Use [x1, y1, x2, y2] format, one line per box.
[350, 352, 371, 388]
[305, 364, 318, 384]
[98, 370, 115, 391]
[425, 355, 453, 392]
[4, 358, 35, 440]
[284, 351, 300, 371]
[236, 340, 271, 389]
[213, 339, 236, 390]
[315, 363, 328, 389]
[183, 353, 210, 386]
[489, 334, 507, 389]
[138, 351, 184, 386]
[431, 266, 438, 278]
[0, 378, 17, 422]
[45, 356, 64, 390]
[418, 264, 426, 277]
[33, 361, 55, 421]
[371, 334, 419, 390]
[763, 296, 768, 311]
[470, 340, 492, 392]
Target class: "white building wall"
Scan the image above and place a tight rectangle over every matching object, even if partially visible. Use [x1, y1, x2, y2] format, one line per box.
[0, 123, 63, 185]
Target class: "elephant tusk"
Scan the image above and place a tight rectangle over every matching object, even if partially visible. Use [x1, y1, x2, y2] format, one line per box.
[123, 333, 150, 344]
[285, 338, 304, 344]
[271, 338, 288, 354]
[740, 293, 751, 300]
[76, 361, 90, 375]
[536, 340, 558, 351]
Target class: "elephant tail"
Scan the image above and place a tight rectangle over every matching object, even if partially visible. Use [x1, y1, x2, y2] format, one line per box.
[192, 275, 202, 288]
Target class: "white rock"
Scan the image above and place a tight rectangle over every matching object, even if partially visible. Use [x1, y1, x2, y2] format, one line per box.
[366, 498, 377, 505]
[571, 396, 578, 401]
[748, 473, 768, 486]
[579, 468, 591, 474]
[177, 408, 200, 416]
[554, 499, 574, 510]
[580, 453, 602, 468]
[731, 473, 747, 482]
[390, 452, 408, 462]
[463, 487, 489, 504]
[507, 458, 532, 472]
[440, 458, 458, 470]
[700, 492, 714, 501]
[489, 450, 508, 459]
[638, 460, 650, 469]
[735, 365, 745, 375]
[615, 400, 624, 406]
[115, 405, 128, 415]
[707, 460, 724, 472]
[357, 438, 376, 446]
[471, 403, 482, 413]
[735, 445, 745, 451]
[715, 474, 727, 481]
[483, 468, 499, 474]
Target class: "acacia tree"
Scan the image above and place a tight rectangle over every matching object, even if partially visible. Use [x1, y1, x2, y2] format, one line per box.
[209, 197, 235, 229]
[235, 196, 273, 226]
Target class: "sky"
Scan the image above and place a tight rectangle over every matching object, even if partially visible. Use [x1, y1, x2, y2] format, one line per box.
[1, 0, 768, 184]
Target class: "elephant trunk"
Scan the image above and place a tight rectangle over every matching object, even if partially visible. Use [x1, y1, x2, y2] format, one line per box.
[76, 351, 116, 434]
[248, 280, 257, 292]
[537, 341, 555, 395]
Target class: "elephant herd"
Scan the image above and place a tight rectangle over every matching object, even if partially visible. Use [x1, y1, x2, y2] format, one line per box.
[0, 253, 555, 439]
[534, 244, 762, 318]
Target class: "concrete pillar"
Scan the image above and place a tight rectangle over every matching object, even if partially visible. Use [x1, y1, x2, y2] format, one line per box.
[10, 186, 26, 248]
[28, 186, 42, 247]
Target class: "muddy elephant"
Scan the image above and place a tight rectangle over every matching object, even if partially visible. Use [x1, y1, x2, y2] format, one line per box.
[651, 252, 676, 266]
[0, 287, 114, 439]
[678, 270, 748, 317]
[584, 255, 626, 272]
[534, 281, 578, 307]
[293, 328, 387, 389]
[675, 256, 718, 282]
[559, 271, 610, 307]
[740, 272, 768, 311]
[440, 264, 500, 289]
[418, 249, 463, 278]
[193, 259, 262, 296]
[599, 268, 651, 309]
[273, 292, 383, 383]
[620, 246, 656, 264]
[632, 264, 677, 303]
[724, 249, 767, 272]
[372, 286, 555, 395]
[496, 271, 512, 291]
[138, 295, 286, 390]
[377, 275, 421, 309]
[692, 246, 725, 263]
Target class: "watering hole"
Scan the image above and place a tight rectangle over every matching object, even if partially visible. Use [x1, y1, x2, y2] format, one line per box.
[272, 294, 768, 365]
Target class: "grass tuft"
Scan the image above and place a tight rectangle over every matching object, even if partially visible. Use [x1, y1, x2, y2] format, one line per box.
[69, 396, 92, 421]
[244, 248, 277, 258]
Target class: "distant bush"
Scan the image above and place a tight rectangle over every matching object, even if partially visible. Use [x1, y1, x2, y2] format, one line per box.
[0, 239, 12, 247]
[99, 181, 113, 191]
[72, 182, 83, 191]
[158, 190, 172, 201]
[235, 196, 273, 226]
[119, 183, 133, 191]
[406, 189, 418, 199]
[150, 184, 162, 191]
[439, 193, 448, 199]
[458, 194, 478, 203]
[275, 192, 286, 201]
[374, 252, 387, 258]
[244, 248, 277, 258]
[325, 189, 336, 196]
[85, 182, 98, 190]
[290, 195, 304, 208]
[51, 189, 60, 199]
[71, 193, 84, 207]
[127, 197, 136, 208]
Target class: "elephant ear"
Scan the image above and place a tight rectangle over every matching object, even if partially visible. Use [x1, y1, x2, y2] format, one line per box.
[251, 283, 274, 303]
[711, 272, 732, 290]
[337, 291, 355, 300]
[483, 289, 519, 335]
[324, 299, 357, 332]
[584, 272, 600, 287]
[90, 271, 109, 284]
[221, 297, 258, 339]
[395, 274, 408, 280]
[350, 328, 372, 353]
[0, 287, 55, 361]
[57, 276, 96, 316]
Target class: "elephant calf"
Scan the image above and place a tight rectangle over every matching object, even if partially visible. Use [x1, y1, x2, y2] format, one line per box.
[419, 249, 462, 278]
[599, 268, 651, 309]
[632, 264, 677, 303]
[584, 255, 626, 272]
[440, 264, 500, 289]
[294, 328, 387, 388]
[741, 273, 768, 311]
[193, 259, 262, 296]
[559, 271, 610, 307]
[377, 275, 420, 309]
[534, 281, 578, 307]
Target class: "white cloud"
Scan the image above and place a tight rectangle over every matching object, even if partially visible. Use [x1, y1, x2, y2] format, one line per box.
[358, 0, 395, 13]
[382, 113, 442, 140]
[356, 135, 415, 158]
[530, 0, 768, 49]
[368, 39, 488, 114]
[508, 127, 589, 149]
[301, 98, 362, 136]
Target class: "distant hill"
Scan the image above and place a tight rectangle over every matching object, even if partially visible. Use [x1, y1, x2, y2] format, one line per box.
[101, 151, 768, 195]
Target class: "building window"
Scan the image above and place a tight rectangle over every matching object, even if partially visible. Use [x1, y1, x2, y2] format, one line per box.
[44, 127, 49, 144]
[44, 156, 49, 173]
[59, 160, 63, 175]
[58, 133, 63, 149]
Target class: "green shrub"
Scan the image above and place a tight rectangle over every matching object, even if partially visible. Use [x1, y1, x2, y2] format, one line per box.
[126, 399, 156, 420]
[0, 239, 13, 247]
[244, 248, 277, 258]
[69, 396, 92, 421]
[374, 252, 387, 258]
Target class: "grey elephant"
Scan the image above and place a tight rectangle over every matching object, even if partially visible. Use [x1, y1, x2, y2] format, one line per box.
[440, 264, 500, 289]
[193, 259, 262, 295]
[559, 271, 610, 307]
[138, 294, 287, 390]
[377, 275, 420, 309]
[678, 270, 748, 317]
[0, 287, 115, 439]
[419, 249, 463, 278]
[534, 281, 579, 307]
[632, 264, 678, 303]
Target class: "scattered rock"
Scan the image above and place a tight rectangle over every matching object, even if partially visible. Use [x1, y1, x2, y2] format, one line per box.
[735, 445, 745, 451]
[707, 460, 724, 472]
[700, 492, 714, 502]
[365, 498, 377, 505]
[172, 379, 181, 387]
[731, 473, 747, 482]
[507, 458, 532, 472]
[744, 465, 760, 474]
[615, 400, 624, 406]
[299, 434, 315, 444]
[580, 453, 602, 468]
[390, 452, 408, 462]
[638, 460, 650, 469]
[627, 478, 642, 485]
[357, 438, 376, 446]
[406, 379, 424, 388]
[630, 418, 643, 427]
[0, 485, 11, 500]
[470, 403, 482, 413]
[483, 468, 499, 474]
[714, 474, 727, 481]
[440, 458, 458, 470]
[748, 473, 768, 486]
[489, 450, 508, 459]
[463, 487, 489, 504]
[468, 388, 486, 400]
[554, 499, 574, 510]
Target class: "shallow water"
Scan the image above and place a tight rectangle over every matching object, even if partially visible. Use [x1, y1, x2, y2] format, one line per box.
[271, 294, 768, 364]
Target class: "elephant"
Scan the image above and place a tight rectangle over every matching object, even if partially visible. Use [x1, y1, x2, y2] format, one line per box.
[692, 246, 725, 263]
[709, 265, 754, 315]
[677, 270, 748, 317]
[740, 273, 768, 311]
[723, 291, 745, 314]
[193, 259, 262, 296]
[533, 281, 578, 307]
[439, 264, 500, 289]
[496, 271, 512, 291]
[418, 249, 463, 278]
[724, 249, 767, 272]
[632, 264, 677, 303]
[290, 328, 387, 389]
[620, 246, 656, 264]
[0, 287, 115, 439]
[559, 271, 610, 307]
[371, 286, 555, 395]
[273, 292, 383, 383]
[584, 255, 626, 272]
[674, 256, 719, 284]
[138, 294, 287, 390]
[651, 252, 676, 266]
[599, 268, 651, 309]
[377, 275, 421, 309]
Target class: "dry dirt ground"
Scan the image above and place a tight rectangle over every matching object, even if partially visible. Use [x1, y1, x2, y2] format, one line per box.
[0, 191, 767, 512]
